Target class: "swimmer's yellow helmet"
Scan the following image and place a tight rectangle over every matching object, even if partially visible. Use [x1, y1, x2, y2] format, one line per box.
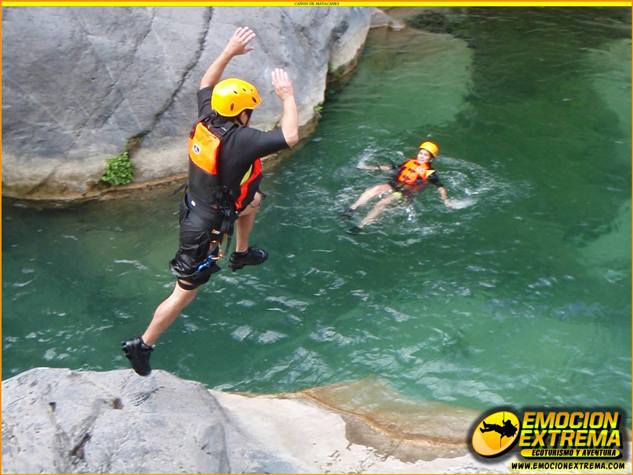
[419, 141, 440, 158]
[211, 78, 262, 117]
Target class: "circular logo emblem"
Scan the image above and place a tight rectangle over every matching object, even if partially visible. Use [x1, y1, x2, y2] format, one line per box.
[192, 143, 201, 155]
[471, 410, 521, 457]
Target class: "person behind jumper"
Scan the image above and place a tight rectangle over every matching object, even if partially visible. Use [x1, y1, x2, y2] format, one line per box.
[344, 141, 451, 232]
[121, 26, 299, 376]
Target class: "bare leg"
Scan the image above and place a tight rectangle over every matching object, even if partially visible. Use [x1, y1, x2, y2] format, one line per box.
[235, 192, 262, 252]
[349, 183, 392, 210]
[142, 283, 199, 346]
[359, 192, 400, 228]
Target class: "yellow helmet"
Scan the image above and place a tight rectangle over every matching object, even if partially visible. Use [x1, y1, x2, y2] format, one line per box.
[211, 78, 262, 117]
[419, 141, 440, 158]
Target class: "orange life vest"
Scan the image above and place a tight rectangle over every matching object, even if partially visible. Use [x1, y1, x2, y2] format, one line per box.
[186, 117, 228, 208]
[396, 159, 435, 186]
[188, 120, 222, 175]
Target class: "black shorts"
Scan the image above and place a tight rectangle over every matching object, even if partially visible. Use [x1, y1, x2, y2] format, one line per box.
[169, 194, 223, 289]
[388, 180, 417, 199]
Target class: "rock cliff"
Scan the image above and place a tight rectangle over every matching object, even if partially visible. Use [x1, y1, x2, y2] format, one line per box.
[2, 368, 510, 473]
[2, 7, 372, 200]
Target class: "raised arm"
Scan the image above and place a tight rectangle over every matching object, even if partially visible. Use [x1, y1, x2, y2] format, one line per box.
[200, 26, 256, 90]
[272, 68, 299, 147]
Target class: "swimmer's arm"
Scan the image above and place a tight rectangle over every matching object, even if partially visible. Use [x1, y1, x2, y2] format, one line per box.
[358, 164, 396, 172]
[200, 27, 256, 89]
[438, 186, 452, 208]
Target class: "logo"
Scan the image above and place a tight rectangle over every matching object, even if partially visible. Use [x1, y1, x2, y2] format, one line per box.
[192, 143, 201, 155]
[472, 410, 521, 457]
[469, 408, 627, 473]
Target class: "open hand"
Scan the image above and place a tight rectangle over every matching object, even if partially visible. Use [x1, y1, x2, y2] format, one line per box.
[224, 27, 256, 57]
[272, 68, 295, 101]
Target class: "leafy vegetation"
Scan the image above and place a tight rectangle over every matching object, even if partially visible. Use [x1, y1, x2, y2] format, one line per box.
[101, 151, 134, 186]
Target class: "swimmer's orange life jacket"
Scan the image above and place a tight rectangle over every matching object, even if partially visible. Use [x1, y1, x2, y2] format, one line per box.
[395, 159, 436, 186]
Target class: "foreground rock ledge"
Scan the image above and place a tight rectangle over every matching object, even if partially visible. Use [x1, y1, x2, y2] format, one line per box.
[2, 368, 511, 474]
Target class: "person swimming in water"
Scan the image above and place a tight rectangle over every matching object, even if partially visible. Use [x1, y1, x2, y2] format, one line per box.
[343, 141, 451, 232]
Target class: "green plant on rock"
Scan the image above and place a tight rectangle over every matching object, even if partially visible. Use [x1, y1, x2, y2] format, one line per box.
[101, 151, 134, 186]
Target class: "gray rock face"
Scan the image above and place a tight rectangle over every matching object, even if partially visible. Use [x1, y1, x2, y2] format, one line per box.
[2, 7, 372, 199]
[3, 368, 524, 474]
[2, 368, 301, 473]
[3, 368, 515, 474]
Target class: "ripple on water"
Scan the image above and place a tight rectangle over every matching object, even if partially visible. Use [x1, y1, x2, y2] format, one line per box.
[309, 325, 355, 347]
[264, 296, 310, 312]
[232, 325, 253, 342]
[257, 330, 288, 345]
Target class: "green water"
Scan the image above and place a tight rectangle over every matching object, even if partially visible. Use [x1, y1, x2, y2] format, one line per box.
[3, 9, 631, 415]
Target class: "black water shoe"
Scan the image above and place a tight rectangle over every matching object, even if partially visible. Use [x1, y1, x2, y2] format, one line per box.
[121, 336, 153, 376]
[228, 247, 268, 271]
[340, 208, 354, 220]
[347, 225, 362, 235]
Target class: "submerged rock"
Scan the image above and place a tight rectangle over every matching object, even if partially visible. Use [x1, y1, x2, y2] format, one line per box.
[2, 7, 372, 201]
[585, 37, 632, 163]
[2, 368, 510, 473]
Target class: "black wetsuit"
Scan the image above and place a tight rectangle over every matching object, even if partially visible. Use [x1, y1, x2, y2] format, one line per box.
[169, 86, 289, 288]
